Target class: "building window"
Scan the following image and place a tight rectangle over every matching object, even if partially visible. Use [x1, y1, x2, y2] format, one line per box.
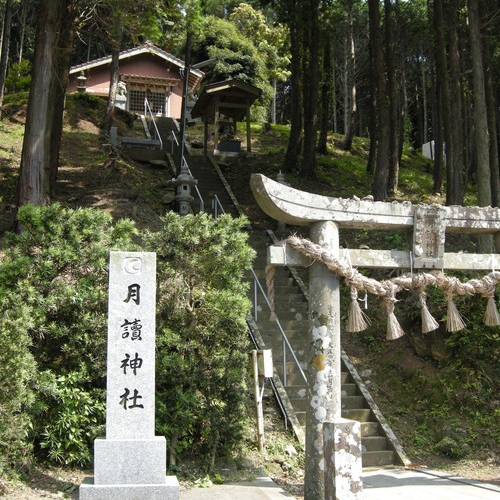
[128, 89, 165, 115]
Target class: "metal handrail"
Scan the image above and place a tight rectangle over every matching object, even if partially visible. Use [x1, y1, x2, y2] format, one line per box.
[251, 269, 307, 386]
[212, 194, 224, 219]
[212, 198, 307, 386]
[144, 98, 163, 150]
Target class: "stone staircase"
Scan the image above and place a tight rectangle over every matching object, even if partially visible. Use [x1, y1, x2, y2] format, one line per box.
[248, 230, 410, 467]
[186, 155, 240, 218]
[119, 118, 409, 467]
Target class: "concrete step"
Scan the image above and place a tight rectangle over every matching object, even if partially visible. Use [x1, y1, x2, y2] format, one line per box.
[283, 386, 308, 398]
[261, 312, 307, 323]
[360, 422, 381, 437]
[342, 383, 358, 396]
[281, 372, 308, 386]
[271, 293, 307, 304]
[341, 396, 367, 410]
[342, 409, 373, 422]
[362, 436, 390, 452]
[289, 396, 370, 413]
[284, 382, 360, 399]
[361, 450, 396, 468]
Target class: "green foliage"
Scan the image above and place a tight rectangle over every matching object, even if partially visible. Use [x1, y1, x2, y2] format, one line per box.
[0, 295, 37, 477]
[39, 372, 105, 466]
[229, 3, 290, 84]
[0, 204, 138, 472]
[146, 212, 255, 468]
[4, 60, 32, 93]
[191, 14, 272, 121]
[0, 205, 256, 474]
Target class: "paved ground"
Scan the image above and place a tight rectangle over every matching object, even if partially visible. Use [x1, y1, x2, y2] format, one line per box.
[180, 469, 500, 499]
[362, 468, 500, 499]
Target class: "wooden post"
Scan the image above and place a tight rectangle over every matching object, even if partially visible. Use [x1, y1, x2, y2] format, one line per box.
[214, 97, 220, 154]
[246, 102, 252, 154]
[251, 350, 265, 451]
[203, 119, 209, 157]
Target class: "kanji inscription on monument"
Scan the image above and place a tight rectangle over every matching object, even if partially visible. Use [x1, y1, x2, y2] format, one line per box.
[106, 252, 156, 439]
[413, 206, 445, 269]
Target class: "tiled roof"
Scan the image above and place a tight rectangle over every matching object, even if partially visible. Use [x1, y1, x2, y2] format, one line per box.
[69, 42, 204, 90]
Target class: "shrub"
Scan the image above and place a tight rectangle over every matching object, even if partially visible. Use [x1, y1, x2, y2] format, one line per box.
[39, 372, 105, 466]
[5, 60, 31, 93]
[146, 212, 255, 471]
[0, 204, 137, 471]
[0, 295, 36, 477]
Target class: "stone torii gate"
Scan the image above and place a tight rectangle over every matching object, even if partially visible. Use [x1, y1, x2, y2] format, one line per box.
[250, 173, 500, 500]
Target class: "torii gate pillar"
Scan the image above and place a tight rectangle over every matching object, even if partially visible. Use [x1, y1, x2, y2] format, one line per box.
[306, 221, 342, 498]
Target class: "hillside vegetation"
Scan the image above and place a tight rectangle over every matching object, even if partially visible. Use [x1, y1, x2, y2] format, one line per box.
[0, 94, 498, 493]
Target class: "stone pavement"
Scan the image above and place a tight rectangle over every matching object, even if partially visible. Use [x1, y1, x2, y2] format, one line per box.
[180, 468, 500, 499]
[362, 468, 500, 499]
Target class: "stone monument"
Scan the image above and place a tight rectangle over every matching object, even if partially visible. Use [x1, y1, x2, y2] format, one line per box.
[80, 251, 179, 500]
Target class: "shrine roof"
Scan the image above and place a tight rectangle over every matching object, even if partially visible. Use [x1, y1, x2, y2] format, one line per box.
[69, 42, 204, 92]
[190, 78, 261, 122]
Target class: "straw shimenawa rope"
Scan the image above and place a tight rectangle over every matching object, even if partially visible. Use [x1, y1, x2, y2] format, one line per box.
[271, 235, 500, 338]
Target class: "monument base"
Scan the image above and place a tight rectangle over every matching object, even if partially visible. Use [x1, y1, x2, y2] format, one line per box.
[79, 436, 179, 500]
[79, 476, 179, 500]
[94, 437, 167, 484]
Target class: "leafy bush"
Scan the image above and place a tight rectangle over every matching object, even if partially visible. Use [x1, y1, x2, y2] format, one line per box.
[0, 294, 36, 477]
[0, 204, 137, 472]
[39, 372, 105, 466]
[146, 212, 255, 470]
[5, 60, 31, 93]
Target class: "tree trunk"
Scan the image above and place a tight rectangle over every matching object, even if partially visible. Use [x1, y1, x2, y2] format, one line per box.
[467, 0, 490, 208]
[17, 0, 76, 209]
[318, 28, 332, 155]
[444, 0, 465, 205]
[300, 0, 320, 178]
[483, 36, 499, 210]
[385, 0, 400, 194]
[104, 45, 120, 136]
[342, 0, 357, 152]
[0, 0, 14, 118]
[369, 0, 390, 201]
[50, 3, 78, 197]
[433, 0, 449, 195]
[283, 4, 303, 173]
[467, 0, 493, 252]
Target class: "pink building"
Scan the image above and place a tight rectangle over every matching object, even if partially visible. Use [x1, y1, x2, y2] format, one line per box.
[68, 42, 204, 118]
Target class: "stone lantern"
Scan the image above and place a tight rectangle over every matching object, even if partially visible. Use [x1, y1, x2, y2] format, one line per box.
[172, 163, 197, 215]
[76, 71, 87, 92]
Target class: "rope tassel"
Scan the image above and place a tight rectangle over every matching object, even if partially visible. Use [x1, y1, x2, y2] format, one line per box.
[445, 293, 466, 332]
[345, 287, 371, 332]
[419, 289, 439, 333]
[384, 285, 405, 340]
[484, 293, 500, 327]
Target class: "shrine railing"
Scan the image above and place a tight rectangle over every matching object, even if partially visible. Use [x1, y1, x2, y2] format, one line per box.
[143, 98, 163, 150]
[212, 196, 307, 387]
